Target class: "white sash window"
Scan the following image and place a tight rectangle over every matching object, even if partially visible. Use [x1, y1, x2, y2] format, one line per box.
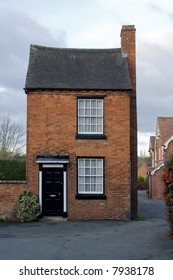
[78, 158, 103, 194]
[78, 99, 103, 134]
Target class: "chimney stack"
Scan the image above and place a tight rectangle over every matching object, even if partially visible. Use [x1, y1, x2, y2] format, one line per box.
[121, 25, 137, 218]
[121, 25, 136, 92]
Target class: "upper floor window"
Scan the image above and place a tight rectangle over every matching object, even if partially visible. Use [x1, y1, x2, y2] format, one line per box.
[78, 99, 103, 134]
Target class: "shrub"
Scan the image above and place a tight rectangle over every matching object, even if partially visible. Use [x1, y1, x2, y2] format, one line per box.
[0, 215, 6, 222]
[16, 191, 41, 222]
[0, 159, 26, 180]
[162, 155, 173, 237]
[138, 175, 145, 183]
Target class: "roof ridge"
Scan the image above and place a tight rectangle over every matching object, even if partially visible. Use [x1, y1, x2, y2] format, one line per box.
[31, 44, 122, 52]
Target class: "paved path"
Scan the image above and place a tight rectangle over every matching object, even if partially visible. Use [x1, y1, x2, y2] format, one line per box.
[0, 191, 173, 260]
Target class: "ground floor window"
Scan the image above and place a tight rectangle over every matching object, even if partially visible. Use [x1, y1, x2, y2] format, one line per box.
[78, 158, 104, 194]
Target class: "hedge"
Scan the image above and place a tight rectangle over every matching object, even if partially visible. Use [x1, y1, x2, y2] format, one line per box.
[0, 159, 26, 181]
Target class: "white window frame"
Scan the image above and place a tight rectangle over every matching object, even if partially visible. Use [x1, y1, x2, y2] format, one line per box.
[78, 99, 103, 134]
[78, 158, 104, 194]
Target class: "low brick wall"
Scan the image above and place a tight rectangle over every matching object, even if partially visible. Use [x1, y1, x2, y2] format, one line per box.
[137, 182, 149, 190]
[0, 181, 27, 221]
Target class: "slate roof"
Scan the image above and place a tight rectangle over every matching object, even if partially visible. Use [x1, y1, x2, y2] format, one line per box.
[25, 44, 132, 91]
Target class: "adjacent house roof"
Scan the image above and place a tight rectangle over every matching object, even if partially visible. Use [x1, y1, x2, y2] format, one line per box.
[157, 117, 173, 143]
[25, 44, 132, 91]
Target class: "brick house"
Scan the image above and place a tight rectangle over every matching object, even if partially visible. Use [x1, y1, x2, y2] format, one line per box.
[24, 25, 137, 220]
[148, 117, 173, 199]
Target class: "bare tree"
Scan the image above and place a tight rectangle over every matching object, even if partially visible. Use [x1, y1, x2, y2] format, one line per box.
[0, 115, 25, 159]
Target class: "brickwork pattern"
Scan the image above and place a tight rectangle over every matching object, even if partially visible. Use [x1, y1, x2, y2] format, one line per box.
[27, 90, 131, 219]
[0, 181, 27, 220]
[148, 168, 164, 199]
[121, 25, 137, 217]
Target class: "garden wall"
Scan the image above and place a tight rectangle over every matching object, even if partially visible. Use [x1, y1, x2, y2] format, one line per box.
[0, 181, 27, 221]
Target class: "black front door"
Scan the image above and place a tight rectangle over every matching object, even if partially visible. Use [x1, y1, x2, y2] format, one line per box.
[42, 168, 63, 216]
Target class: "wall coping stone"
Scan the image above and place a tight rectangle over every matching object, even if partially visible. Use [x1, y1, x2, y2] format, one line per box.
[0, 181, 27, 184]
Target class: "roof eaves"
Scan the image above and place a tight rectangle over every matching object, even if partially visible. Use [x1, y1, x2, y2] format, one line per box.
[24, 87, 132, 93]
[150, 162, 164, 175]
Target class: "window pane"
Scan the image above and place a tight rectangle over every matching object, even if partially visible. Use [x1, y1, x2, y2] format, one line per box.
[91, 160, 96, 167]
[78, 184, 85, 192]
[97, 160, 102, 167]
[91, 184, 96, 192]
[86, 117, 90, 124]
[79, 117, 85, 124]
[91, 176, 96, 183]
[97, 109, 102, 116]
[78, 159, 84, 166]
[97, 125, 102, 133]
[85, 177, 90, 183]
[97, 177, 103, 184]
[85, 160, 90, 167]
[85, 184, 90, 192]
[85, 168, 90, 175]
[97, 184, 103, 192]
[79, 177, 85, 184]
[97, 168, 102, 175]
[91, 168, 96, 175]
[79, 100, 84, 107]
[86, 125, 90, 132]
[85, 109, 90, 116]
[97, 100, 103, 108]
[91, 109, 96, 116]
[91, 125, 96, 132]
[79, 108, 85, 116]
[97, 117, 102, 124]
[78, 125, 85, 132]
[85, 100, 90, 107]
[91, 117, 96, 124]
[78, 168, 85, 175]
[91, 100, 96, 107]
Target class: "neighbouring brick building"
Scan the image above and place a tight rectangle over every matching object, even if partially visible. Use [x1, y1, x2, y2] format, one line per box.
[23, 25, 137, 220]
[148, 117, 173, 199]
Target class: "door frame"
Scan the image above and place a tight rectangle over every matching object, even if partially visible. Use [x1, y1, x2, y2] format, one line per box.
[36, 156, 69, 218]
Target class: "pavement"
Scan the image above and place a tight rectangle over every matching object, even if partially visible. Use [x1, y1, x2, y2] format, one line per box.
[0, 191, 173, 260]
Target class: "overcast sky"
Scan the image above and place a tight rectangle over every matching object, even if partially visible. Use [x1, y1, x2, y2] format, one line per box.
[0, 0, 173, 155]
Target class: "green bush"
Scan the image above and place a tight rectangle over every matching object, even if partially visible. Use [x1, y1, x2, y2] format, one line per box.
[0, 159, 26, 180]
[16, 191, 41, 222]
[138, 175, 145, 183]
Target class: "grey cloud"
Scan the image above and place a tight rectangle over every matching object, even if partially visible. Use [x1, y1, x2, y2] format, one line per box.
[0, 89, 27, 136]
[0, 8, 67, 90]
[137, 39, 173, 133]
[147, 2, 173, 20]
[0, 7, 67, 131]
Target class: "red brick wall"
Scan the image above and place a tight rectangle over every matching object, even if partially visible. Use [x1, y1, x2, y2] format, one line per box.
[165, 140, 173, 161]
[149, 167, 164, 199]
[0, 181, 27, 220]
[27, 90, 131, 219]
